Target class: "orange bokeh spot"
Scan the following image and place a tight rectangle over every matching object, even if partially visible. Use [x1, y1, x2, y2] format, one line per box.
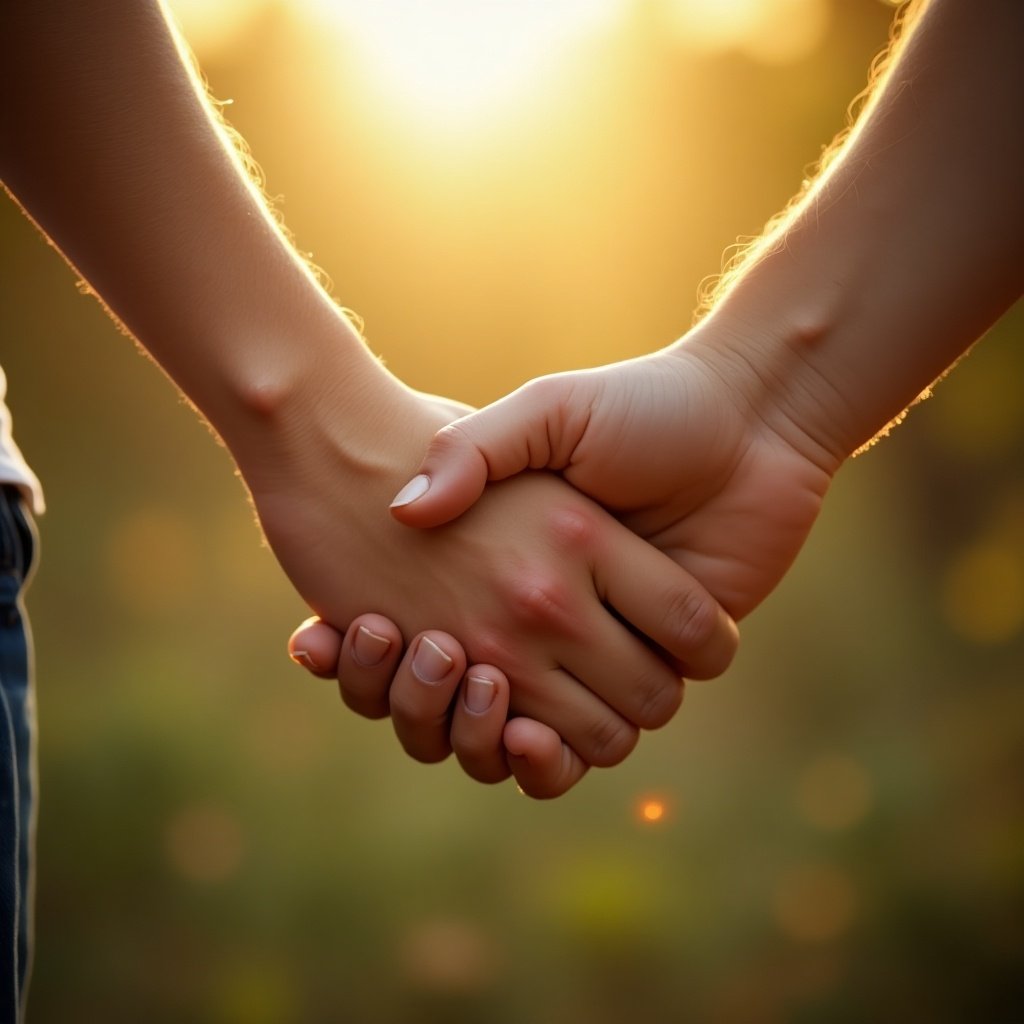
[637, 798, 667, 824]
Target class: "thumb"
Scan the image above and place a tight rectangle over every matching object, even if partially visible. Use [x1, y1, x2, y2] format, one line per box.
[391, 377, 578, 528]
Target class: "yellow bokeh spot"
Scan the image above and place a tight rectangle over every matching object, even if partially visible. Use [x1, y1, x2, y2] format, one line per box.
[772, 863, 857, 943]
[214, 960, 296, 1024]
[941, 540, 1024, 645]
[549, 855, 664, 943]
[796, 754, 872, 832]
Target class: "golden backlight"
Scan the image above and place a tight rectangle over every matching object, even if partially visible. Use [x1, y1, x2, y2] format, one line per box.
[298, 0, 625, 121]
[167, 0, 832, 127]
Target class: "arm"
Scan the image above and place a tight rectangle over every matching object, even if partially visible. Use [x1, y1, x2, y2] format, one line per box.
[390, 0, 1024, 620]
[0, 0, 737, 794]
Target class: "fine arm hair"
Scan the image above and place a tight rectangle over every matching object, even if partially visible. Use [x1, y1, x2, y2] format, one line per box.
[692, 0, 927, 325]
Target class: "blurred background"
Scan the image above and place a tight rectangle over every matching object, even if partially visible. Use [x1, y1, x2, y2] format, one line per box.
[1, 0, 1021, 1020]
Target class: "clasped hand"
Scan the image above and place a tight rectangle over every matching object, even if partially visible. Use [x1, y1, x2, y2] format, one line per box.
[243, 373, 737, 799]
[284, 321, 838, 799]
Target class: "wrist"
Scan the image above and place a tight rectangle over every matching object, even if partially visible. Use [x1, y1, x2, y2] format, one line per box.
[214, 314, 432, 499]
[672, 298, 852, 480]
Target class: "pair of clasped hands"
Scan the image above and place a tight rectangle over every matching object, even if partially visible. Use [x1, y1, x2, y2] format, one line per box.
[281, 322, 835, 800]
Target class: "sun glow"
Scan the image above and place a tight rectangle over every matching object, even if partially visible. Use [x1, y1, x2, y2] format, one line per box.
[298, 0, 624, 121]
[664, 0, 830, 64]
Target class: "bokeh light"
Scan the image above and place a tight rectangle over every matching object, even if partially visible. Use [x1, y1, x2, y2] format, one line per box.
[941, 539, 1024, 645]
[772, 863, 858, 944]
[635, 794, 671, 824]
[398, 917, 501, 993]
[164, 802, 246, 884]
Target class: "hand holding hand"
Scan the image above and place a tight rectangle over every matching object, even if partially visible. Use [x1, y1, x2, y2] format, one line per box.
[389, 323, 839, 621]
[248, 377, 736, 781]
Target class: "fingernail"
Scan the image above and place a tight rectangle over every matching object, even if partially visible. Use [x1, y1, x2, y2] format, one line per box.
[464, 675, 495, 714]
[289, 649, 320, 672]
[412, 635, 452, 683]
[390, 474, 430, 509]
[352, 625, 392, 667]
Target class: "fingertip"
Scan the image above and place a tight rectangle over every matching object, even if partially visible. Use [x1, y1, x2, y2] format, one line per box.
[462, 666, 508, 717]
[389, 473, 431, 511]
[504, 719, 588, 799]
[389, 429, 492, 529]
[684, 606, 741, 681]
[446, 665, 511, 784]
[288, 616, 343, 679]
[336, 613, 405, 720]
[388, 631, 468, 764]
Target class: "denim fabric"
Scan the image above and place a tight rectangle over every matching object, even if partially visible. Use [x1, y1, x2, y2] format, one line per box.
[0, 486, 37, 1024]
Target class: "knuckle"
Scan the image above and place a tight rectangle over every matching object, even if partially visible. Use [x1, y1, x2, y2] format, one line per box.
[506, 573, 576, 632]
[633, 670, 684, 730]
[663, 586, 719, 655]
[339, 689, 389, 721]
[454, 750, 511, 785]
[544, 506, 597, 551]
[387, 687, 431, 727]
[430, 420, 475, 461]
[404, 742, 451, 766]
[581, 715, 639, 768]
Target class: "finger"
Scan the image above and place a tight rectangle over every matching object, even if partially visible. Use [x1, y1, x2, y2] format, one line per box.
[504, 718, 589, 800]
[390, 377, 585, 528]
[591, 527, 740, 681]
[503, 506, 686, 731]
[337, 613, 405, 720]
[449, 666, 513, 785]
[288, 615, 344, 679]
[505, 664, 640, 769]
[389, 632, 468, 764]
[550, 601, 688, 732]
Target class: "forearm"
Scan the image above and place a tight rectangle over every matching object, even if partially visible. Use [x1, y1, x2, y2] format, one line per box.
[683, 0, 1023, 469]
[0, 1, 404, 479]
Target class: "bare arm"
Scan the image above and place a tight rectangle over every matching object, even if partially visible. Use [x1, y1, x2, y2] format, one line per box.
[702, 0, 1024, 467]
[0, 0, 391, 473]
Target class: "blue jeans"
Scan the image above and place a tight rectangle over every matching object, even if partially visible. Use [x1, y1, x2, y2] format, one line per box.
[0, 487, 36, 1024]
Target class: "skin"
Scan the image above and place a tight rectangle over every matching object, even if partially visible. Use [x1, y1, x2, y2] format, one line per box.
[296, 0, 1023, 790]
[290, 615, 577, 798]
[0, 1, 737, 799]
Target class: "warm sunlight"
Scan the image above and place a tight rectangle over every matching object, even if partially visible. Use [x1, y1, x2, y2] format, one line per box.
[664, 0, 830, 64]
[297, 0, 624, 121]
[165, 0, 261, 55]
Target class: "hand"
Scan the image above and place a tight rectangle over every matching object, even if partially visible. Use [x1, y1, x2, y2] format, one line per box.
[389, 323, 839, 620]
[289, 615, 588, 799]
[243, 379, 737, 774]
